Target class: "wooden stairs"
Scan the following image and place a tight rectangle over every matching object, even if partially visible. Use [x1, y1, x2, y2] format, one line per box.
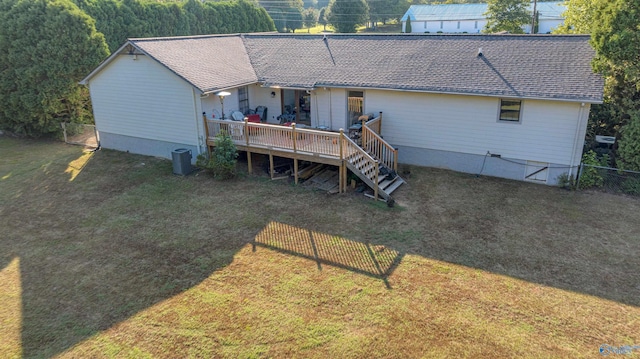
[344, 149, 405, 201]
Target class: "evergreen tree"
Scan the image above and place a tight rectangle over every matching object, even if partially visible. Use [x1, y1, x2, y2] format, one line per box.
[591, 0, 640, 169]
[0, 0, 109, 136]
[327, 0, 368, 33]
[303, 8, 318, 32]
[318, 7, 327, 30]
[483, 0, 530, 34]
[405, 16, 412, 32]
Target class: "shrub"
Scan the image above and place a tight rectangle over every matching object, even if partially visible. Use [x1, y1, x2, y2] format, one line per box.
[556, 172, 575, 190]
[622, 177, 640, 196]
[578, 150, 607, 189]
[196, 131, 238, 180]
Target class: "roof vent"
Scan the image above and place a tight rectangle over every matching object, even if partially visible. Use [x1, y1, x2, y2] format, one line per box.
[477, 47, 483, 57]
[323, 34, 327, 41]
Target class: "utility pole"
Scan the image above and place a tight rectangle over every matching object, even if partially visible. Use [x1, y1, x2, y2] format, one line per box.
[530, 0, 538, 34]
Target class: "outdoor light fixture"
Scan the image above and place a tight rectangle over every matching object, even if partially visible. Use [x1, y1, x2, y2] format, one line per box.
[270, 91, 276, 98]
[216, 91, 231, 120]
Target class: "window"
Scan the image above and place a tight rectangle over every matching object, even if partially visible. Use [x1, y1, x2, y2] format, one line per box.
[498, 99, 522, 123]
[457, 21, 460, 29]
[238, 86, 249, 114]
[475, 21, 478, 29]
[440, 21, 443, 29]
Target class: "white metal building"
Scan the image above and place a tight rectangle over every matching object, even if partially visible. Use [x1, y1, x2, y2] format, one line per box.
[401, 2, 566, 34]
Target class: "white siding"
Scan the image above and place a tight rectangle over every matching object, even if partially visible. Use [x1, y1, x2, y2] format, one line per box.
[366, 90, 583, 165]
[408, 19, 558, 34]
[89, 54, 198, 145]
[250, 85, 282, 124]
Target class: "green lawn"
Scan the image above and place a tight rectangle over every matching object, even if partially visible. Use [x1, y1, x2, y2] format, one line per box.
[1, 137, 638, 358]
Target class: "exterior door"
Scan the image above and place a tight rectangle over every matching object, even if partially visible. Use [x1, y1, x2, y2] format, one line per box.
[347, 91, 364, 126]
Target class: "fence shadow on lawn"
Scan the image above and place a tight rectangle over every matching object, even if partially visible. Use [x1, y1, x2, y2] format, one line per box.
[253, 221, 405, 289]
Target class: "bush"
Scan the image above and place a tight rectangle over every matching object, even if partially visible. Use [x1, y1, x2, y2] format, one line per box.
[196, 131, 238, 180]
[622, 177, 640, 196]
[578, 150, 608, 189]
[556, 172, 575, 190]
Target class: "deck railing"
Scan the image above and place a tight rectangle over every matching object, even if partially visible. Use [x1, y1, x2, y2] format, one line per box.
[205, 118, 388, 200]
[362, 114, 398, 171]
[365, 116, 382, 135]
[206, 119, 342, 158]
[343, 135, 380, 200]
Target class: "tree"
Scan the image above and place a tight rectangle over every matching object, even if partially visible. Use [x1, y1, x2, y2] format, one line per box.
[327, 0, 368, 33]
[405, 15, 412, 32]
[286, 7, 304, 32]
[590, 0, 640, 169]
[260, 0, 303, 32]
[483, 0, 530, 34]
[554, 0, 602, 34]
[303, 8, 318, 32]
[365, 0, 403, 26]
[318, 7, 327, 30]
[0, 0, 109, 136]
[617, 115, 640, 171]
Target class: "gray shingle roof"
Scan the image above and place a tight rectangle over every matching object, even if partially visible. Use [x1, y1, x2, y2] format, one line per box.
[84, 33, 603, 103]
[130, 34, 257, 93]
[243, 34, 602, 102]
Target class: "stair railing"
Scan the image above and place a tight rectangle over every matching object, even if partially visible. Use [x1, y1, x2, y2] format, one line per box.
[341, 133, 379, 200]
[361, 112, 398, 172]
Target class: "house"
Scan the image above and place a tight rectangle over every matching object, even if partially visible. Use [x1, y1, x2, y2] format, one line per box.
[80, 33, 603, 190]
[401, 2, 566, 34]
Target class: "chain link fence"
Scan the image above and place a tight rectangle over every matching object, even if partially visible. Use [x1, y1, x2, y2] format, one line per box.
[61, 122, 98, 149]
[577, 164, 640, 196]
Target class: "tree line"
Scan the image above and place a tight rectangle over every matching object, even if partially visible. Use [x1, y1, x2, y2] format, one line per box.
[556, 0, 640, 172]
[0, 0, 274, 136]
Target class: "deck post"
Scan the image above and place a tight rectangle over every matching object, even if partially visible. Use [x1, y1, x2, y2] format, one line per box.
[394, 149, 398, 172]
[374, 161, 379, 201]
[379, 111, 383, 136]
[203, 113, 212, 157]
[339, 129, 345, 193]
[292, 123, 298, 184]
[269, 152, 274, 180]
[245, 119, 252, 174]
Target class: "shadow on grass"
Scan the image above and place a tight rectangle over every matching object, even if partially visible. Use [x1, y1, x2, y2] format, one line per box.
[253, 221, 404, 289]
[0, 143, 253, 358]
[1, 139, 639, 358]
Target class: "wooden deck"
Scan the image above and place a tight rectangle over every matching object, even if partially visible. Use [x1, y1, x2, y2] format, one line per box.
[204, 116, 402, 199]
[205, 119, 345, 166]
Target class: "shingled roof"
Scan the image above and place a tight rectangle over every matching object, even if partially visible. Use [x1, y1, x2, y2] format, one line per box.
[131, 34, 258, 93]
[82, 33, 603, 103]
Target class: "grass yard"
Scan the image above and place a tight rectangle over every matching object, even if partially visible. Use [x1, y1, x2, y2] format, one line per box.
[1, 137, 639, 358]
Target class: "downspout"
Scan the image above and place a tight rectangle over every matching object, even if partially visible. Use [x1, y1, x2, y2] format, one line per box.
[192, 88, 204, 156]
[568, 103, 586, 178]
[313, 90, 320, 128]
